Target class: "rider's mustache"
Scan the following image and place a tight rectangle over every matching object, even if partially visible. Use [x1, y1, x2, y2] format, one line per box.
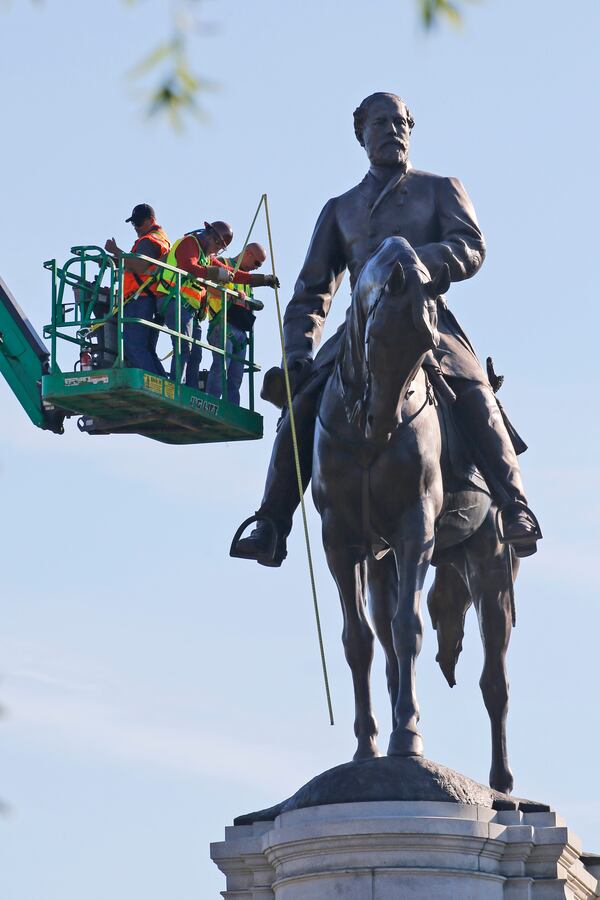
[381, 138, 406, 150]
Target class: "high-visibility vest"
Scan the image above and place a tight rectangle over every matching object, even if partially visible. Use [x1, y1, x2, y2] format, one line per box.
[122, 226, 170, 299]
[207, 256, 254, 321]
[156, 233, 208, 312]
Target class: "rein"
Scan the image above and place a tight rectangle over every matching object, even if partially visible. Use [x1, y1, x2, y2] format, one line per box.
[342, 280, 385, 428]
[318, 370, 433, 450]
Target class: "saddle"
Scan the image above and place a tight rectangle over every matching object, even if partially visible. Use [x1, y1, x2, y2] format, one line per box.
[426, 355, 529, 563]
[434, 380, 488, 495]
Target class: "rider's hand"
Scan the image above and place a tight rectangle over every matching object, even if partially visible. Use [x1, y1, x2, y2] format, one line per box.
[104, 238, 118, 256]
[289, 357, 313, 396]
[260, 358, 312, 407]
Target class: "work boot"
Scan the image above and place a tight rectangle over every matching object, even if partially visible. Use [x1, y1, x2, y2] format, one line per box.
[231, 517, 288, 567]
[500, 500, 542, 558]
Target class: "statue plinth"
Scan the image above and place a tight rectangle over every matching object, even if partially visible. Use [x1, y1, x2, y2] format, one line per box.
[210, 759, 600, 899]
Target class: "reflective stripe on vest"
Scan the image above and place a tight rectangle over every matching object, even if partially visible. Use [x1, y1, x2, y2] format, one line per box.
[122, 226, 170, 299]
[207, 256, 253, 321]
[156, 234, 208, 311]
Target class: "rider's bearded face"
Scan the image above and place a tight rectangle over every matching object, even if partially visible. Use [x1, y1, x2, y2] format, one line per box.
[362, 97, 411, 168]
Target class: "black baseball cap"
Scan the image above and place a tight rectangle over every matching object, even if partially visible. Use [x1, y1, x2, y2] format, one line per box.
[126, 203, 156, 225]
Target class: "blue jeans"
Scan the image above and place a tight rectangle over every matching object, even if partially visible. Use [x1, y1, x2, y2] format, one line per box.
[185, 316, 203, 389]
[123, 294, 166, 376]
[164, 302, 194, 382]
[206, 322, 247, 405]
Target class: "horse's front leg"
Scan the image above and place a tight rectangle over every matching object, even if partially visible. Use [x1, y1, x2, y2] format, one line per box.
[324, 537, 380, 760]
[388, 506, 435, 758]
[367, 552, 400, 730]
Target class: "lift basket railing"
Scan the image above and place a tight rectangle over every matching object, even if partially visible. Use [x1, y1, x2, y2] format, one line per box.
[43, 245, 261, 409]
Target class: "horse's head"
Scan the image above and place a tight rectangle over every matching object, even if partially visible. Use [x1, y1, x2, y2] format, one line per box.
[350, 236, 449, 443]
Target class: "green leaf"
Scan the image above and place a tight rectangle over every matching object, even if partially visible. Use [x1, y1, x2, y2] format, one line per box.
[418, 0, 466, 29]
[128, 40, 177, 78]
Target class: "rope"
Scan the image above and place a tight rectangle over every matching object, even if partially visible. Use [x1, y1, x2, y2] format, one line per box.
[90, 199, 264, 339]
[80, 199, 335, 724]
[231, 195, 265, 279]
[263, 192, 335, 727]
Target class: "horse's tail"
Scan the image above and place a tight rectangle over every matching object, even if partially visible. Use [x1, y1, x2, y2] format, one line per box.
[427, 563, 472, 687]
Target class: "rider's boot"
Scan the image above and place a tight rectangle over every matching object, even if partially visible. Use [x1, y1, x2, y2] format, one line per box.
[231, 383, 318, 566]
[233, 514, 290, 567]
[500, 500, 542, 557]
[452, 382, 542, 557]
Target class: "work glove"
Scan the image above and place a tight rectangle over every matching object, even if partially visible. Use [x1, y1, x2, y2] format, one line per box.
[248, 273, 280, 289]
[205, 265, 232, 285]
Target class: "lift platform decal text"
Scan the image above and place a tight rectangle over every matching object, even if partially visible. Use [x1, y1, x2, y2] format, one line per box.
[64, 374, 109, 387]
[189, 396, 218, 416]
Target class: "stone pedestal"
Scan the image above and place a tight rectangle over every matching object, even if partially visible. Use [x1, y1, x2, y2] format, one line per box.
[211, 801, 600, 899]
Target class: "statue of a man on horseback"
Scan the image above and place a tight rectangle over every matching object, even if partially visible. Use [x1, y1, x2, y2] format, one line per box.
[231, 93, 542, 793]
[232, 91, 540, 566]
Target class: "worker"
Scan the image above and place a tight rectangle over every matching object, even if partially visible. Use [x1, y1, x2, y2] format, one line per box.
[104, 203, 170, 376]
[204, 243, 268, 405]
[157, 222, 278, 384]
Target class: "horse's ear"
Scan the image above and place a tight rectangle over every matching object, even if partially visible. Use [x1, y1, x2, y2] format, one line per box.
[387, 262, 405, 294]
[431, 263, 451, 297]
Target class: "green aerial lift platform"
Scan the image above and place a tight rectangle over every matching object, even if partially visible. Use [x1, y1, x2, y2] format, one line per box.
[0, 246, 263, 445]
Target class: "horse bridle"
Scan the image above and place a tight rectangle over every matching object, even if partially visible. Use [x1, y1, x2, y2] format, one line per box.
[340, 277, 434, 434]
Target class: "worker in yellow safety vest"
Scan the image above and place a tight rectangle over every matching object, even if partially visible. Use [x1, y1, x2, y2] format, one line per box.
[155, 220, 234, 383]
[105, 203, 170, 376]
[203, 243, 268, 405]
[156, 223, 278, 385]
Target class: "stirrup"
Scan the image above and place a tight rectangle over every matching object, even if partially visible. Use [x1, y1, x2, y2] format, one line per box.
[229, 513, 279, 563]
[496, 500, 543, 546]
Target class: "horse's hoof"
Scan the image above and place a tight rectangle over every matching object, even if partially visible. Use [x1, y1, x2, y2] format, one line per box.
[353, 738, 381, 761]
[490, 765, 514, 796]
[387, 729, 424, 757]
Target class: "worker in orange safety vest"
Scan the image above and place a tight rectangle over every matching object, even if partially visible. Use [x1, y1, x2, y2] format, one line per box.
[105, 203, 170, 376]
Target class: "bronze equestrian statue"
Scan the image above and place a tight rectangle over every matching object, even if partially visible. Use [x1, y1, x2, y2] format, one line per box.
[231, 93, 541, 793]
[315, 233, 518, 792]
[232, 92, 540, 567]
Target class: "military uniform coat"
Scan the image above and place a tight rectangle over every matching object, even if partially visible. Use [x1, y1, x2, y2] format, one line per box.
[283, 165, 489, 384]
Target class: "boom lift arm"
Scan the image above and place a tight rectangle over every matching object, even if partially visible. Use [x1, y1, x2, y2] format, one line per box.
[0, 275, 64, 433]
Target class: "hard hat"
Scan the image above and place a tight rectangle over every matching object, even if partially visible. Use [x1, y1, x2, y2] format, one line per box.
[204, 220, 234, 248]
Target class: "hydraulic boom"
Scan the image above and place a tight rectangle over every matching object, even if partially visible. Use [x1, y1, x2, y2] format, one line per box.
[0, 275, 64, 433]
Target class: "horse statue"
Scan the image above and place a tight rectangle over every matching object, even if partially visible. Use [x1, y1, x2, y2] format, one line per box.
[312, 235, 517, 795]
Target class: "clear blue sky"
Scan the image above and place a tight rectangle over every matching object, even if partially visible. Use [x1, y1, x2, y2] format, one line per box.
[1, 1, 599, 897]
